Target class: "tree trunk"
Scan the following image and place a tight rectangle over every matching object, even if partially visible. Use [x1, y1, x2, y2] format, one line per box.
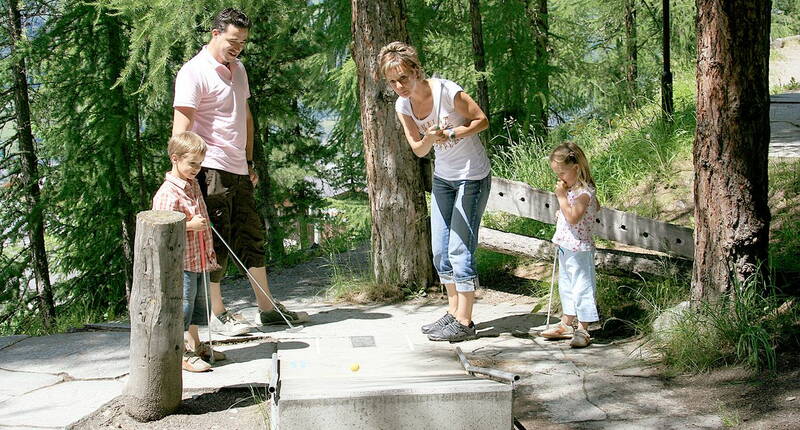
[624, 0, 638, 108]
[125, 210, 184, 422]
[524, 0, 550, 137]
[469, 0, 491, 145]
[661, 0, 674, 120]
[351, 0, 435, 289]
[693, 0, 771, 300]
[7, 0, 56, 328]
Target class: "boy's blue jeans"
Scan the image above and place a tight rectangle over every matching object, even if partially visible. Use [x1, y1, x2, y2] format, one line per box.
[431, 174, 491, 292]
[182, 271, 210, 330]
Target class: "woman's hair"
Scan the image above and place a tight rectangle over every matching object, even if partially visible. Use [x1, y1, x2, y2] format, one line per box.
[378, 41, 425, 80]
[549, 141, 596, 190]
[168, 131, 207, 158]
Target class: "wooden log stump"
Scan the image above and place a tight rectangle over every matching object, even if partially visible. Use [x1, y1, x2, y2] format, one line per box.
[125, 210, 185, 421]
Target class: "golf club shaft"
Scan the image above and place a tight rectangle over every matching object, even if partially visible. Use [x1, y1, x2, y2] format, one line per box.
[545, 246, 558, 329]
[198, 231, 215, 363]
[209, 224, 297, 329]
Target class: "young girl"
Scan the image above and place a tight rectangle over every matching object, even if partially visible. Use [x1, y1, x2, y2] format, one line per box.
[378, 41, 491, 342]
[541, 142, 600, 348]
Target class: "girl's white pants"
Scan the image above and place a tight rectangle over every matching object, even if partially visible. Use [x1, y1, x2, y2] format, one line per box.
[558, 247, 599, 322]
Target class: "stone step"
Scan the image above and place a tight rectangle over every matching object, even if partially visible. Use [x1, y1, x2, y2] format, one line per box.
[271, 374, 512, 430]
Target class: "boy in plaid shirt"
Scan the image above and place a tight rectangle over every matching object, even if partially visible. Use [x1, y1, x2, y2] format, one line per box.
[152, 131, 226, 372]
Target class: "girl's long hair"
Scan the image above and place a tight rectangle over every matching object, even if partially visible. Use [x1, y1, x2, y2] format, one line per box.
[549, 141, 596, 191]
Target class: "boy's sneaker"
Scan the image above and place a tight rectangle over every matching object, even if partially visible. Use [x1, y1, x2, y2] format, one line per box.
[195, 342, 226, 361]
[427, 320, 477, 342]
[209, 311, 252, 336]
[259, 303, 309, 326]
[570, 329, 591, 348]
[182, 351, 211, 373]
[421, 313, 455, 334]
[540, 322, 574, 339]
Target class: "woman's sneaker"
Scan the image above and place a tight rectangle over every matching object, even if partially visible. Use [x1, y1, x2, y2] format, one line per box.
[259, 303, 309, 326]
[427, 320, 476, 342]
[540, 322, 574, 339]
[182, 351, 211, 372]
[209, 311, 252, 336]
[421, 313, 455, 334]
[570, 329, 591, 348]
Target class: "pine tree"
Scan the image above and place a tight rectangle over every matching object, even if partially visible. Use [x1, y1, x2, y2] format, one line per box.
[693, 0, 771, 299]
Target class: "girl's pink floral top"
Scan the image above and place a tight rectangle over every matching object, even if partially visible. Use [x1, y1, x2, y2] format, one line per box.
[552, 186, 598, 252]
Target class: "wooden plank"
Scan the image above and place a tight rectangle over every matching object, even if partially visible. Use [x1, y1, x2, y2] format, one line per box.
[485, 177, 695, 259]
[478, 228, 691, 277]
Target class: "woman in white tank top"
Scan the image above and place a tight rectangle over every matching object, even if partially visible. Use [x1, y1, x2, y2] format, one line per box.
[379, 41, 491, 342]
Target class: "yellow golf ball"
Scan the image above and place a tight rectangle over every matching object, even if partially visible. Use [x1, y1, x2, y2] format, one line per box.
[350, 363, 360, 372]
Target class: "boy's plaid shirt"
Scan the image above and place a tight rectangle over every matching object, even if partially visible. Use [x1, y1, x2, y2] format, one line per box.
[152, 172, 220, 273]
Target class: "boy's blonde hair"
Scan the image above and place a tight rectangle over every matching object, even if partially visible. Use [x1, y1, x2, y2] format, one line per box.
[168, 131, 206, 159]
[550, 141, 596, 191]
[378, 41, 425, 80]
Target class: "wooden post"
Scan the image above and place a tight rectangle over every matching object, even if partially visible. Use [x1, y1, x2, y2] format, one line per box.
[125, 210, 185, 421]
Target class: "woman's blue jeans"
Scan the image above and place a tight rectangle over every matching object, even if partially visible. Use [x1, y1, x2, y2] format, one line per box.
[430, 174, 491, 292]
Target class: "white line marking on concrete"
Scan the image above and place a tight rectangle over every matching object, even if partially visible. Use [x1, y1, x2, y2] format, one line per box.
[316, 337, 321, 355]
[405, 335, 415, 351]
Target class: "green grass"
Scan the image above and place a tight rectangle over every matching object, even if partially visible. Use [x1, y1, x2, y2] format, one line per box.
[1, 299, 124, 337]
[646, 273, 799, 373]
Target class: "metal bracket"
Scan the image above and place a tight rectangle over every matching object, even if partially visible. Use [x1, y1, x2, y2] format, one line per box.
[455, 346, 520, 390]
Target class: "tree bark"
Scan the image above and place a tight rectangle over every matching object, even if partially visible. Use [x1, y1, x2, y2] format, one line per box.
[624, 0, 638, 108]
[693, 0, 771, 300]
[7, 0, 56, 328]
[523, 0, 550, 137]
[469, 0, 491, 145]
[125, 210, 184, 422]
[351, 0, 435, 289]
[661, 0, 674, 120]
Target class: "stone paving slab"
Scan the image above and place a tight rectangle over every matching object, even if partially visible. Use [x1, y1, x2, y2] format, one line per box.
[0, 379, 125, 429]
[0, 368, 63, 403]
[182, 339, 275, 391]
[0, 332, 129, 380]
[577, 415, 723, 429]
[0, 335, 28, 351]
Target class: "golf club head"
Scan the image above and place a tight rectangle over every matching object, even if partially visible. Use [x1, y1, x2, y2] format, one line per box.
[285, 325, 304, 333]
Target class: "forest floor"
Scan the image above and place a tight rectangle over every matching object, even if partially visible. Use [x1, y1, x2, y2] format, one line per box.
[70, 241, 800, 429]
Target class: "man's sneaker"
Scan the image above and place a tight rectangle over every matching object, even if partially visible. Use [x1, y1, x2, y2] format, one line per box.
[570, 328, 591, 348]
[182, 351, 211, 372]
[195, 342, 226, 361]
[259, 302, 309, 326]
[421, 313, 455, 334]
[427, 320, 477, 342]
[209, 311, 252, 336]
[540, 322, 574, 339]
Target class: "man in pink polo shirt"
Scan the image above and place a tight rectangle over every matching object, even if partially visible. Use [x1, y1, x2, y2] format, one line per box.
[172, 8, 306, 336]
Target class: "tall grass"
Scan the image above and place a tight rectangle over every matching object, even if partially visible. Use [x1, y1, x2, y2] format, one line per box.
[647, 273, 799, 373]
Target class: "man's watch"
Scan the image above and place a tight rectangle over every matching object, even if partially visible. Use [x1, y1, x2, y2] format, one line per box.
[445, 128, 456, 141]
[247, 160, 254, 168]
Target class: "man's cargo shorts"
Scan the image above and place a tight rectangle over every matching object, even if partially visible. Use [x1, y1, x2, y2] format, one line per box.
[197, 167, 266, 283]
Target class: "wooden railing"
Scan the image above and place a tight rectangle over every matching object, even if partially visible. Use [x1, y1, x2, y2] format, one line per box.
[485, 177, 694, 258]
[480, 177, 694, 275]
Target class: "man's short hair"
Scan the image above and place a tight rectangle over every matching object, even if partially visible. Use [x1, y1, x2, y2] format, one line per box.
[168, 131, 206, 158]
[212, 8, 251, 32]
